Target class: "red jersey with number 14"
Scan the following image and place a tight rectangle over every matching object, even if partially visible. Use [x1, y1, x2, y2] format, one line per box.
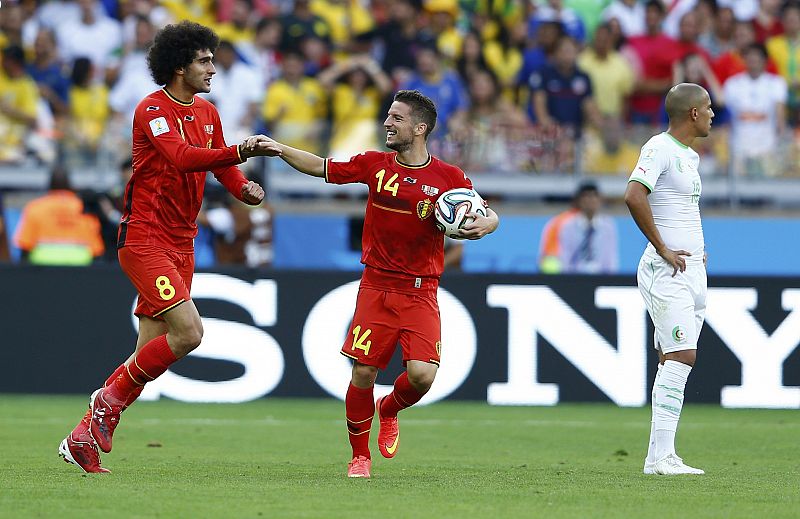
[325, 151, 473, 279]
[118, 89, 248, 253]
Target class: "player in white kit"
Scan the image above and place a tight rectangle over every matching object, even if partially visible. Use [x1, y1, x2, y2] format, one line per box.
[625, 83, 713, 476]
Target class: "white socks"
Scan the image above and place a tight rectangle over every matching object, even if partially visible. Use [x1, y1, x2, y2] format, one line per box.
[645, 363, 663, 464]
[651, 360, 692, 462]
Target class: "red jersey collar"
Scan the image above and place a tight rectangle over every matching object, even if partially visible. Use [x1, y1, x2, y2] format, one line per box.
[162, 88, 195, 107]
[393, 153, 432, 169]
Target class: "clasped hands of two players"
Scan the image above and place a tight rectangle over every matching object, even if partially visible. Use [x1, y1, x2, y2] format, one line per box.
[241, 134, 283, 158]
[657, 247, 708, 277]
[237, 135, 281, 205]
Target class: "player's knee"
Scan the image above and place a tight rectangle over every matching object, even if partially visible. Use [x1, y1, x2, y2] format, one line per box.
[666, 349, 696, 367]
[188, 323, 204, 349]
[352, 363, 378, 387]
[188, 319, 204, 348]
[407, 369, 435, 394]
[172, 321, 203, 356]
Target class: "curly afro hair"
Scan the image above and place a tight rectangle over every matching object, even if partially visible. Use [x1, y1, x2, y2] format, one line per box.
[147, 21, 220, 86]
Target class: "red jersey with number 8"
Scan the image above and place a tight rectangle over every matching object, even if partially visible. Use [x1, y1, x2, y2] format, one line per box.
[325, 151, 473, 280]
[118, 89, 248, 253]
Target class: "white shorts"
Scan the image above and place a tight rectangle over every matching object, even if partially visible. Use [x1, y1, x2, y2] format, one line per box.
[637, 249, 707, 354]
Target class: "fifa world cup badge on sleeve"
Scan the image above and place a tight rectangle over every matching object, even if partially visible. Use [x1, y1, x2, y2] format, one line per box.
[149, 117, 169, 137]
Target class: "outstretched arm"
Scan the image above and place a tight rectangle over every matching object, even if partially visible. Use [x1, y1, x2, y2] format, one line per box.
[243, 135, 325, 178]
[624, 180, 689, 276]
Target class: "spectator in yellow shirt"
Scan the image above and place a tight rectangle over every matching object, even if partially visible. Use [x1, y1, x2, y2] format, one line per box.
[310, 0, 374, 53]
[318, 54, 392, 159]
[67, 57, 109, 165]
[216, 0, 256, 47]
[583, 115, 640, 175]
[160, 0, 215, 27]
[262, 51, 327, 154]
[423, 0, 463, 62]
[280, 0, 331, 53]
[482, 19, 526, 98]
[577, 22, 634, 118]
[766, 2, 800, 124]
[0, 45, 39, 163]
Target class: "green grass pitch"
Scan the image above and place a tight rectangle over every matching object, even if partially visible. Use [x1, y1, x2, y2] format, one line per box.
[1, 396, 798, 518]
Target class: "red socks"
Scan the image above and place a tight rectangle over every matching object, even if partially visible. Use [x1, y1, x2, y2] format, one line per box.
[106, 335, 176, 402]
[104, 363, 145, 407]
[346, 383, 374, 459]
[104, 364, 126, 387]
[380, 372, 424, 418]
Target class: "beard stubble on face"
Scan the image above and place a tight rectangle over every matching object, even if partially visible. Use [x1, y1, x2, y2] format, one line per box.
[386, 135, 413, 153]
[387, 141, 411, 153]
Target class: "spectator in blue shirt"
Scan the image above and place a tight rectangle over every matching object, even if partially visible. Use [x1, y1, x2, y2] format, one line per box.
[530, 35, 600, 136]
[26, 29, 71, 117]
[518, 19, 563, 119]
[402, 45, 468, 138]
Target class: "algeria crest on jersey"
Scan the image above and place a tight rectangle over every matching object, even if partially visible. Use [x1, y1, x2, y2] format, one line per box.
[417, 198, 434, 220]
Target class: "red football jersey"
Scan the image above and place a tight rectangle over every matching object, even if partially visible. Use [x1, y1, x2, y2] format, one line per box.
[118, 89, 248, 252]
[326, 151, 473, 279]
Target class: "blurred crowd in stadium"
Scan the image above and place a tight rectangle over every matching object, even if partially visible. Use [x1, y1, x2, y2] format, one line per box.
[0, 0, 799, 178]
[1, 0, 799, 268]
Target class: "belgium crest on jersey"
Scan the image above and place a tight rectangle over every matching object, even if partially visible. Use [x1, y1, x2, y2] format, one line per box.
[417, 198, 433, 220]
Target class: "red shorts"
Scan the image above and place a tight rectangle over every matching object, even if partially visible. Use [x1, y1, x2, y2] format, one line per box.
[341, 286, 441, 370]
[118, 245, 193, 319]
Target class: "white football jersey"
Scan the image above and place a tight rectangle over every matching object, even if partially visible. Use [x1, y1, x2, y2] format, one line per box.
[723, 71, 788, 157]
[629, 132, 704, 259]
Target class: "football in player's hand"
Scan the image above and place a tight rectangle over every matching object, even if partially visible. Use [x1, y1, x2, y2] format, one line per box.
[434, 188, 487, 239]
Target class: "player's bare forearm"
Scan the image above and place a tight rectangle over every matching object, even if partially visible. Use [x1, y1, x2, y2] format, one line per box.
[242, 135, 325, 177]
[624, 181, 665, 252]
[278, 144, 326, 178]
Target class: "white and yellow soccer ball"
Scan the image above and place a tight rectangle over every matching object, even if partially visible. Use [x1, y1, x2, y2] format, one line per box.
[434, 188, 487, 240]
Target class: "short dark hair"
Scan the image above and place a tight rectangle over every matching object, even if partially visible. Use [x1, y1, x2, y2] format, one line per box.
[49, 165, 72, 191]
[393, 90, 437, 139]
[781, 0, 800, 17]
[71, 57, 92, 86]
[217, 40, 236, 54]
[255, 16, 280, 33]
[2, 45, 25, 66]
[575, 181, 599, 199]
[147, 21, 220, 85]
[697, 0, 718, 15]
[594, 22, 612, 35]
[645, 0, 665, 14]
[742, 42, 768, 60]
